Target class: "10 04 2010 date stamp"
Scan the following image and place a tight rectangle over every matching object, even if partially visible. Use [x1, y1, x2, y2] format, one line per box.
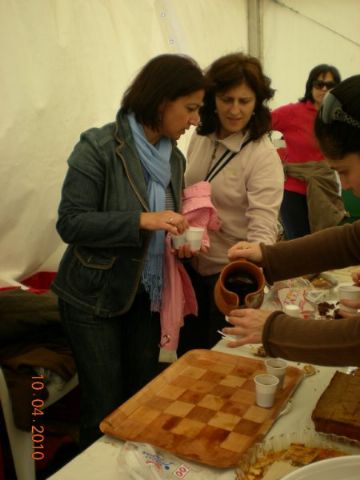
[31, 375, 46, 461]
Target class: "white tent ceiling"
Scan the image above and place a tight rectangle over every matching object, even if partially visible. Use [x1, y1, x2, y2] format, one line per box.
[0, 0, 359, 286]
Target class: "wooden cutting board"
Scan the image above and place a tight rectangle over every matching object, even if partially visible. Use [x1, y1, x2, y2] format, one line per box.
[100, 349, 303, 468]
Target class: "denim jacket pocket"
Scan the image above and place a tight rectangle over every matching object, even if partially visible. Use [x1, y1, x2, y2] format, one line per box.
[74, 246, 117, 269]
[67, 246, 116, 297]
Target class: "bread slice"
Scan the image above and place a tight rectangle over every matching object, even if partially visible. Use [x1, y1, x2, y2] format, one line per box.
[312, 371, 360, 441]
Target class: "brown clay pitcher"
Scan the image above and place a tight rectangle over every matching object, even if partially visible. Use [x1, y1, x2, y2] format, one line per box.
[214, 259, 266, 315]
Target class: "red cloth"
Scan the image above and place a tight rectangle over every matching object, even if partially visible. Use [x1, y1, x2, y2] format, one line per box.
[0, 271, 56, 294]
[22, 271, 56, 292]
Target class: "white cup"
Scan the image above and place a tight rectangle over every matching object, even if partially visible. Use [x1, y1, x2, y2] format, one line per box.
[265, 358, 288, 389]
[171, 232, 187, 249]
[254, 373, 279, 408]
[185, 227, 205, 251]
[284, 304, 301, 318]
[338, 285, 360, 313]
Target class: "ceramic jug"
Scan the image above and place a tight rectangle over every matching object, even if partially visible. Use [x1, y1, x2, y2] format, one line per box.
[214, 259, 265, 315]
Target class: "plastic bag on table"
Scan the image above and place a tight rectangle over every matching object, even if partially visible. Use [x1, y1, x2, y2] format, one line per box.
[268, 278, 316, 318]
[117, 441, 231, 479]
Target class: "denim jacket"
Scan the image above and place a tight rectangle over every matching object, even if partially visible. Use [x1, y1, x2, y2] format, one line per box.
[51, 110, 185, 317]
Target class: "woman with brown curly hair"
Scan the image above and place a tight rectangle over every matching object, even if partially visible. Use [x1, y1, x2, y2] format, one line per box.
[177, 52, 284, 354]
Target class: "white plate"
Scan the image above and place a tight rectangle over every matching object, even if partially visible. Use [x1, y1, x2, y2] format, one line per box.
[282, 454, 360, 480]
[309, 272, 338, 290]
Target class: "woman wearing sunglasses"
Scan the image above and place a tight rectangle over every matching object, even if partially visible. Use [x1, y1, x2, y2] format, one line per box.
[223, 75, 360, 366]
[272, 64, 344, 239]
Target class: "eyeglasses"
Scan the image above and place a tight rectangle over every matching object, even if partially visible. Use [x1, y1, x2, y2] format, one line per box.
[319, 92, 360, 128]
[313, 80, 337, 90]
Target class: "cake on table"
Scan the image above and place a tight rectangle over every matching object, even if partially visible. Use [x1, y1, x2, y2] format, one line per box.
[312, 371, 360, 441]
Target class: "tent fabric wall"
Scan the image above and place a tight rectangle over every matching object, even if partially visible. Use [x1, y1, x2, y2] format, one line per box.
[263, 0, 360, 108]
[0, 0, 247, 286]
[1, 0, 359, 286]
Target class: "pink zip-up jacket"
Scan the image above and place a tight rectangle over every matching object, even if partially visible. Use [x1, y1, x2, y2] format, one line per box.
[160, 182, 221, 350]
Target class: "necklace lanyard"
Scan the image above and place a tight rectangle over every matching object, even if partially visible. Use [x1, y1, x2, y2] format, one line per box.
[204, 137, 252, 182]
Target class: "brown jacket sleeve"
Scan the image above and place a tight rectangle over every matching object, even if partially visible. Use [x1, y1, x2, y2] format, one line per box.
[259, 221, 360, 366]
[261, 221, 360, 284]
[263, 311, 360, 367]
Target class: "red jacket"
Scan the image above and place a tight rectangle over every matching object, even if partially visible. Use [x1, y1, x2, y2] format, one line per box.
[272, 101, 323, 195]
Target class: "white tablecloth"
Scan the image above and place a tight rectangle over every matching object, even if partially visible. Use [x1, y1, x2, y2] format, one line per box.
[47, 267, 356, 479]
[47, 341, 348, 480]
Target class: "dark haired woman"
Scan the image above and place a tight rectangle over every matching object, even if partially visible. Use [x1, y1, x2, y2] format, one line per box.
[177, 52, 283, 354]
[225, 75, 360, 366]
[51, 54, 207, 449]
[272, 64, 344, 239]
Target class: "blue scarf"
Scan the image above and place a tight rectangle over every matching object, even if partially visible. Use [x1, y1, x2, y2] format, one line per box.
[128, 113, 172, 311]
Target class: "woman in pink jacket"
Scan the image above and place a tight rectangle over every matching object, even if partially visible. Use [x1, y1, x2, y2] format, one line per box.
[272, 64, 341, 239]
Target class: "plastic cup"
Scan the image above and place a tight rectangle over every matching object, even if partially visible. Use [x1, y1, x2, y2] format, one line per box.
[338, 285, 360, 313]
[254, 373, 279, 408]
[171, 232, 186, 249]
[265, 358, 288, 389]
[185, 227, 205, 251]
[284, 304, 301, 318]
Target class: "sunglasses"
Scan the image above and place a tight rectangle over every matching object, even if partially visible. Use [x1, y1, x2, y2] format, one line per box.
[313, 80, 337, 90]
[319, 92, 360, 128]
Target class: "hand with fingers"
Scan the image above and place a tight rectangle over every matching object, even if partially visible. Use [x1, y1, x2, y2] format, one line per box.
[227, 241, 263, 264]
[140, 210, 189, 235]
[352, 271, 360, 286]
[338, 298, 360, 317]
[338, 274, 360, 316]
[221, 308, 273, 347]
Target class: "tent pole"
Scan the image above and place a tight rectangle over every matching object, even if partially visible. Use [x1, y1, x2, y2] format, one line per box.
[247, 0, 263, 62]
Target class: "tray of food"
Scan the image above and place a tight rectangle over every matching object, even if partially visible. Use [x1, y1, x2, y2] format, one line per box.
[236, 427, 360, 480]
[308, 272, 338, 290]
[100, 349, 303, 468]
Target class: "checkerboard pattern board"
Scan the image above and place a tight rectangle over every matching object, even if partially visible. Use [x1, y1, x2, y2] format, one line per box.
[100, 349, 303, 468]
